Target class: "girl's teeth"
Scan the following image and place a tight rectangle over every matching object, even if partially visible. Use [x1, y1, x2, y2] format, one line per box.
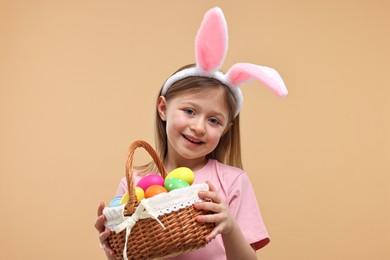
[185, 135, 201, 143]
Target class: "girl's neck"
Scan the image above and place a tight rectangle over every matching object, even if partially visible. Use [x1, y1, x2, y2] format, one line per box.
[164, 157, 208, 173]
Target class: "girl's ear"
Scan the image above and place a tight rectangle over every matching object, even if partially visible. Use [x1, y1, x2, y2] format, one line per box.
[157, 96, 167, 121]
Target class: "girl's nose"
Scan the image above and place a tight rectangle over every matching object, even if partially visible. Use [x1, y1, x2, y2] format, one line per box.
[190, 118, 206, 135]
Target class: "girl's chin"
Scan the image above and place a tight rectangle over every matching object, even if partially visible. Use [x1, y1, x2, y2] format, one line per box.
[175, 147, 208, 161]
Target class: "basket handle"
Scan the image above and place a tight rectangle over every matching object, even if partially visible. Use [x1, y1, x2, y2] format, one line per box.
[125, 140, 167, 213]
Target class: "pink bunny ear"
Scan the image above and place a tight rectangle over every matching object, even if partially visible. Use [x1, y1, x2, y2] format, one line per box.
[195, 7, 228, 73]
[226, 63, 288, 97]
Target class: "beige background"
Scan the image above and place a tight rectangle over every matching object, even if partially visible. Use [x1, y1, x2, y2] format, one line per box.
[1, 1, 389, 259]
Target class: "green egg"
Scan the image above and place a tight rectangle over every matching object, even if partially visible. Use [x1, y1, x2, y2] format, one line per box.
[164, 177, 190, 192]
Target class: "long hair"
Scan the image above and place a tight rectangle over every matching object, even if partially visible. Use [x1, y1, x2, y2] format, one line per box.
[154, 64, 243, 170]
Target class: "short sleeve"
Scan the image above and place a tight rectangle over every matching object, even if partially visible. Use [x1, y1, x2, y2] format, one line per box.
[228, 173, 270, 250]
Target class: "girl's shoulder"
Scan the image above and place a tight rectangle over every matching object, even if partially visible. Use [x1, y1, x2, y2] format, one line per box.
[196, 160, 255, 202]
[204, 159, 245, 175]
[196, 159, 247, 185]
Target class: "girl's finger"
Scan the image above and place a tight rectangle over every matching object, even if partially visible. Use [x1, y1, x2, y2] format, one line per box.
[104, 246, 116, 258]
[205, 181, 221, 202]
[198, 190, 221, 204]
[196, 212, 223, 223]
[206, 181, 216, 192]
[97, 202, 105, 216]
[95, 214, 106, 232]
[205, 226, 221, 242]
[99, 229, 111, 243]
[195, 200, 221, 213]
[101, 241, 116, 257]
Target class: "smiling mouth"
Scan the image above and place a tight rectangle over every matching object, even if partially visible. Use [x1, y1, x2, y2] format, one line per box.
[183, 135, 204, 144]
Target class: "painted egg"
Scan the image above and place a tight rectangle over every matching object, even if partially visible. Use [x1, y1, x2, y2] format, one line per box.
[120, 187, 144, 205]
[164, 177, 190, 192]
[145, 185, 167, 198]
[166, 167, 194, 185]
[109, 196, 122, 207]
[135, 187, 145, 201]
[137, 174, 164, 191]
[120, 191, 129, 205]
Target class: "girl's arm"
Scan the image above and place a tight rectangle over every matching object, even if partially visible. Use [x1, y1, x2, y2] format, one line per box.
[194, 181, 258, 260]
[221, 220, 258, 260]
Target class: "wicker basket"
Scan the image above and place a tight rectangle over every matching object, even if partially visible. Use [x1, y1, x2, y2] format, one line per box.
[106, 140, 214, 260]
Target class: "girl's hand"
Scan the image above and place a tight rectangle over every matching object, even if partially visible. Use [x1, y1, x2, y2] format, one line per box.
[194, 181, 236, 242]
[95, 202, 116, 259]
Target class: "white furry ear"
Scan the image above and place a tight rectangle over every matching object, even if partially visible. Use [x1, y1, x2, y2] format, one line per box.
[226, 63, 288, 97]
[195, 7, 228, 74]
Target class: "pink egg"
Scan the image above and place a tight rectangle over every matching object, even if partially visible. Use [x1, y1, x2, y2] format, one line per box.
[136, 174, 164, 191]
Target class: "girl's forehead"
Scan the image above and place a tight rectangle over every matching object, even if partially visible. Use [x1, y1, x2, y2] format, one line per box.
[172, 90, 230, 114]
[174, 88, 226, 102]
[180, 86, 226, 98]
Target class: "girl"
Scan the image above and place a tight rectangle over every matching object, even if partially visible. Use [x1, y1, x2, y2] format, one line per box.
[95, 7, 287, 260]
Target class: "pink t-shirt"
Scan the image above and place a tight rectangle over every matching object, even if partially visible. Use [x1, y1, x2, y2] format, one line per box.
[115, 159, 270, 259]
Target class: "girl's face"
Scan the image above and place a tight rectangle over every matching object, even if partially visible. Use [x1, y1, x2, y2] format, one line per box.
[158, 87, 232, 169]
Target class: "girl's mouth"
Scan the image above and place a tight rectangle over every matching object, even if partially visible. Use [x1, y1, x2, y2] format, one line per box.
[183, 134, 204, 144]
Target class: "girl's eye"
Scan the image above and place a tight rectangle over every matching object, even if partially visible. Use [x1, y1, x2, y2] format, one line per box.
[184, 108, 195, 115]
[208, 117, 220, 125]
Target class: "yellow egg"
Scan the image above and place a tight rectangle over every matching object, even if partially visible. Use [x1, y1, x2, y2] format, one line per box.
[166, 167, 194, 185]
[135, 186, 145, 201]
[120, 191, 129, 205]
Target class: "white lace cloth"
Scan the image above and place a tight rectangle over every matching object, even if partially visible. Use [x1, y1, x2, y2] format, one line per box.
[103, 183, 209, 260]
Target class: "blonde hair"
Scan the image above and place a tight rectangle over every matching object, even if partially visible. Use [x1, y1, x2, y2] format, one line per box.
[154, 64, 243, 169]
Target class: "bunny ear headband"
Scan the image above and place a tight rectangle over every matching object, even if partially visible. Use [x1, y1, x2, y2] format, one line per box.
[161, 7, 288, 117]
